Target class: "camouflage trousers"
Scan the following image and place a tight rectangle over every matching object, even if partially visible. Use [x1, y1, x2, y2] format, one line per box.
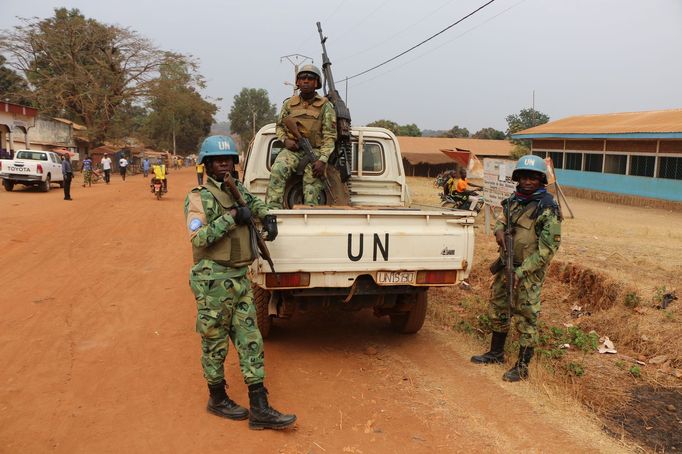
[266, 148, 324, 209]
[489, 269, 547, 347]
[83, 170, 92, 186]
[189, 272, 265, 386]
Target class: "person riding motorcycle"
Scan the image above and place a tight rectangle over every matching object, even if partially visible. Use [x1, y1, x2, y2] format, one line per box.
[446, 168, 482, 208]
[151, 158, 168, 193]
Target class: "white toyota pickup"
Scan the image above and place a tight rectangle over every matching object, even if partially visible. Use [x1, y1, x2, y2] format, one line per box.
[243, 124, 475, 336]
[0, 149, 65, 192]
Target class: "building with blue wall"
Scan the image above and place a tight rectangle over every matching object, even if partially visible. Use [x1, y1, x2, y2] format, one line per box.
[512, 109, 682, 202]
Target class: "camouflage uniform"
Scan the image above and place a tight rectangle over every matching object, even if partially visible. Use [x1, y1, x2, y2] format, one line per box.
[489, 194, 562, 347]
[266, 94, 337, 209]
[184, 175, 270, 386]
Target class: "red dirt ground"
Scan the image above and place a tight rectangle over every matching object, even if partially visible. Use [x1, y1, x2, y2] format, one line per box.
[0, 169, 626, 453]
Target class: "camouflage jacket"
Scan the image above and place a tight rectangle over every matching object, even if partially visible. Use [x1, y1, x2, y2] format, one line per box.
[184, 175, 269, 279]
[275, 93, 337, 162]
[494, 194, 562, 279]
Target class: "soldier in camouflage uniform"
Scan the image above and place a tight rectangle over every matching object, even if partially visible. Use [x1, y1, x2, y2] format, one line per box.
[184, 135, 296, 430]
[265, 64, 337, 209]
[471, 155, 562, 382]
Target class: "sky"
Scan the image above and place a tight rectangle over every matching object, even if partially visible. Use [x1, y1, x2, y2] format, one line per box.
[2, 0, 681, 133]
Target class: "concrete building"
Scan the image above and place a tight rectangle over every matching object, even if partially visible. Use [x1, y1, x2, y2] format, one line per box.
[0, 101, 38, 155]
[513, 109, 682, 203]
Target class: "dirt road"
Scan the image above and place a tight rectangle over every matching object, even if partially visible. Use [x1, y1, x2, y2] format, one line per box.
[0, 170, 625, 453]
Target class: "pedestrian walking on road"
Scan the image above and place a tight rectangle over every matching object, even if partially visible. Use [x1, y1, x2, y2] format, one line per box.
[196, 161, 205, 185]
[101, 153, 112, 184]
[184, 135, 295, 430]
[119, 156, 129, 181]
[471, 155, 562, 382]
[81, 154, 93, 187]
[61, 154, 73, 200]
[142, 157, 150, 178]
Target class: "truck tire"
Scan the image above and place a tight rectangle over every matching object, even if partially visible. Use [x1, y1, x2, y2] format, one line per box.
[283, 179, 329, 208]
[3, 180, 14, 192]
[41, 175, 51, 192]
[390, 291, 428, 334]
[252, 283, 272, 338]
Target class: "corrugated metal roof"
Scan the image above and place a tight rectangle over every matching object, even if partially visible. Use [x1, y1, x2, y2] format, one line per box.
[514, 108, 682, 138]
[397, 136, 513, 165]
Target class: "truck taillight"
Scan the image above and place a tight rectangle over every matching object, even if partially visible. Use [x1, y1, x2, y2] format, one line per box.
[416, 270, 457, 284]
[265, 272, 310, 288]
[37, 164, 43, 174]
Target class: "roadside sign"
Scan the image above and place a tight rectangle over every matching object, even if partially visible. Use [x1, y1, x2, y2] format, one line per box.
[483, 158, 516, 208]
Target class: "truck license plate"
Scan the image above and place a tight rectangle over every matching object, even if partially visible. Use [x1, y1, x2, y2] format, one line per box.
[376, 271, 415, 285]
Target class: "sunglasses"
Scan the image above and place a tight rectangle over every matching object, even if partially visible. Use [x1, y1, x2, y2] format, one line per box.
[297, 74, 318, 81]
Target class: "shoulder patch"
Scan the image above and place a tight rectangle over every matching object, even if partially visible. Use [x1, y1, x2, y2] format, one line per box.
[189, 218, 203, 231]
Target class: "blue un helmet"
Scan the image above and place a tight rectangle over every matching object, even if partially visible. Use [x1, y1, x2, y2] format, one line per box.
[198, 135, 239, 164]
[512, 154, 548, 185]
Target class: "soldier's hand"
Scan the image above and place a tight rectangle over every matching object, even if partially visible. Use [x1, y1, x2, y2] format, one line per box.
[312, 160, 327, 178]
[495, 230, 506, 250]
[232, 206, 252, 225]
[263, 214, 278, 241]
[284, 139, 299, 151]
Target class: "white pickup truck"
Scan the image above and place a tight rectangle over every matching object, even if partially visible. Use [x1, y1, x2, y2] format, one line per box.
[243, 124, 475, 336]
[0, 149, 65, 192]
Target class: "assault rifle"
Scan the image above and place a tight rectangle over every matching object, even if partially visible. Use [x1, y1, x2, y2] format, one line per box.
[504, 201, 515, 317]
[282, 116, 336, 204]
[223, 172, 276, 273]
[317, 21, 352, 182]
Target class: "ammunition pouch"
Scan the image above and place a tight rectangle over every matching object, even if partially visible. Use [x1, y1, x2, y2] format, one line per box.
[489, 257, 504, 275]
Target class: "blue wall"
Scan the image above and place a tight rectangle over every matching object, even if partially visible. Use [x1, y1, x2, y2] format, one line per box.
[556, 169, 682, 202]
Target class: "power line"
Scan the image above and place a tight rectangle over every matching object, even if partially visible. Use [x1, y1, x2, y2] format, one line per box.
[345, 0, 497, 81]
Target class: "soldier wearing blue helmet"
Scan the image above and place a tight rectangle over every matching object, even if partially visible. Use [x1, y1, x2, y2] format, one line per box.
[471, 154, 562, 382]
[184, 135, 295, 429]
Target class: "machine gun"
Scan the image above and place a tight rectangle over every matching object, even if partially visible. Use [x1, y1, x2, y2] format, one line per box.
[317, 21, 352, 182]
[223, 172, 276, 274]
[282, 116, 336, 204]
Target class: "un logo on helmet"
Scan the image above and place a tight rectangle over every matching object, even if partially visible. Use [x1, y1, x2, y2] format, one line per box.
[218, 141, 231, 150]
[523, 158, 535, 166]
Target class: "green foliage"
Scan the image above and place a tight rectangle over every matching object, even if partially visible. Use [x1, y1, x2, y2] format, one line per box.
[624, 292, 641, 308]
[538, 348, 566, 360]
[472, 127, 506, 140]
[546, 325, 598, 352]
[511, 144, 530, 160]
[367, 120, 421, 136]
[476, 314, 492, 332]
[567, 362, 585, 377]
[0, 55, 32, 105]
[629, 365, 641, 378]
[0, 8, 168, 144]
[506, 108, 550, 148]
[144, 54, 217, 153]
[614, 360, 626, 369]
[455, 320, 474, 335]
[228, 88, 276, 149]
[442, 125, 470, 138]
[652, 286, 668, 305]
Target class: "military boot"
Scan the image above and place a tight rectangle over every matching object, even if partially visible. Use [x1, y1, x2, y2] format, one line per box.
[248, 383, 297, 430]
[207, 380, 249, 420]
[471, 331, 508, 364]
[502, 346, 534, 382]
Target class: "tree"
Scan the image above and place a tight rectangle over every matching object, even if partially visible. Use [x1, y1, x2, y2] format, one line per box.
[443, 125, 470, 138]
[144, 54, 217, 154]
[505, 108, 550, 137]
[367, 119, 400, 135]
[397, 123, 421, 137]
[0, 8, 167, 144]
[472, 127, 506, 140]
[228, 88, 276, 148]
[0, 55, 31, 105]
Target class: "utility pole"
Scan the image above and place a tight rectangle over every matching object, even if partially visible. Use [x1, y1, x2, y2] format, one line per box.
[280, 54, 313, 95]
[532, 89, 536, 126]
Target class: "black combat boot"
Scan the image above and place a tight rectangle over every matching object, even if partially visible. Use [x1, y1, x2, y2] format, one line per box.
[502, 346, 534, 382]
[471, 331, 508, 364]
[207, 380, 249, 420]
[248, 383, 297, 430]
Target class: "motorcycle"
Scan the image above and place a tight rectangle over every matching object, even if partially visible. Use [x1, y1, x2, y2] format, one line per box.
[151, 178, 165, 200]
[440, 190, 484, 214]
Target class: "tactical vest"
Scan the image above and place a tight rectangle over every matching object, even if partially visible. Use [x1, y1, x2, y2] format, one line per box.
[287, 95, 329, 148]
[510, 201, 540, 265]
[191, 181, 255, 268]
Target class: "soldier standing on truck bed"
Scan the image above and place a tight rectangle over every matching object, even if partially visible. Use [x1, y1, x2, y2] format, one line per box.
[265, 64, 337, 209]
[184, 135, 295, 430]
[471, 155, 562, 382]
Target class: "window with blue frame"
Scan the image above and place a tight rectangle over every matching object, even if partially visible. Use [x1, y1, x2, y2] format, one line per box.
[629, 155, 655, 177]
[564, 153, 582, 170]
[659, 157, 682, 180]
[584, 153, 603, 172]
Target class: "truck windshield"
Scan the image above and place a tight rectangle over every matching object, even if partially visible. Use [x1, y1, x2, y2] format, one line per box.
[16, 151, 48, 161]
